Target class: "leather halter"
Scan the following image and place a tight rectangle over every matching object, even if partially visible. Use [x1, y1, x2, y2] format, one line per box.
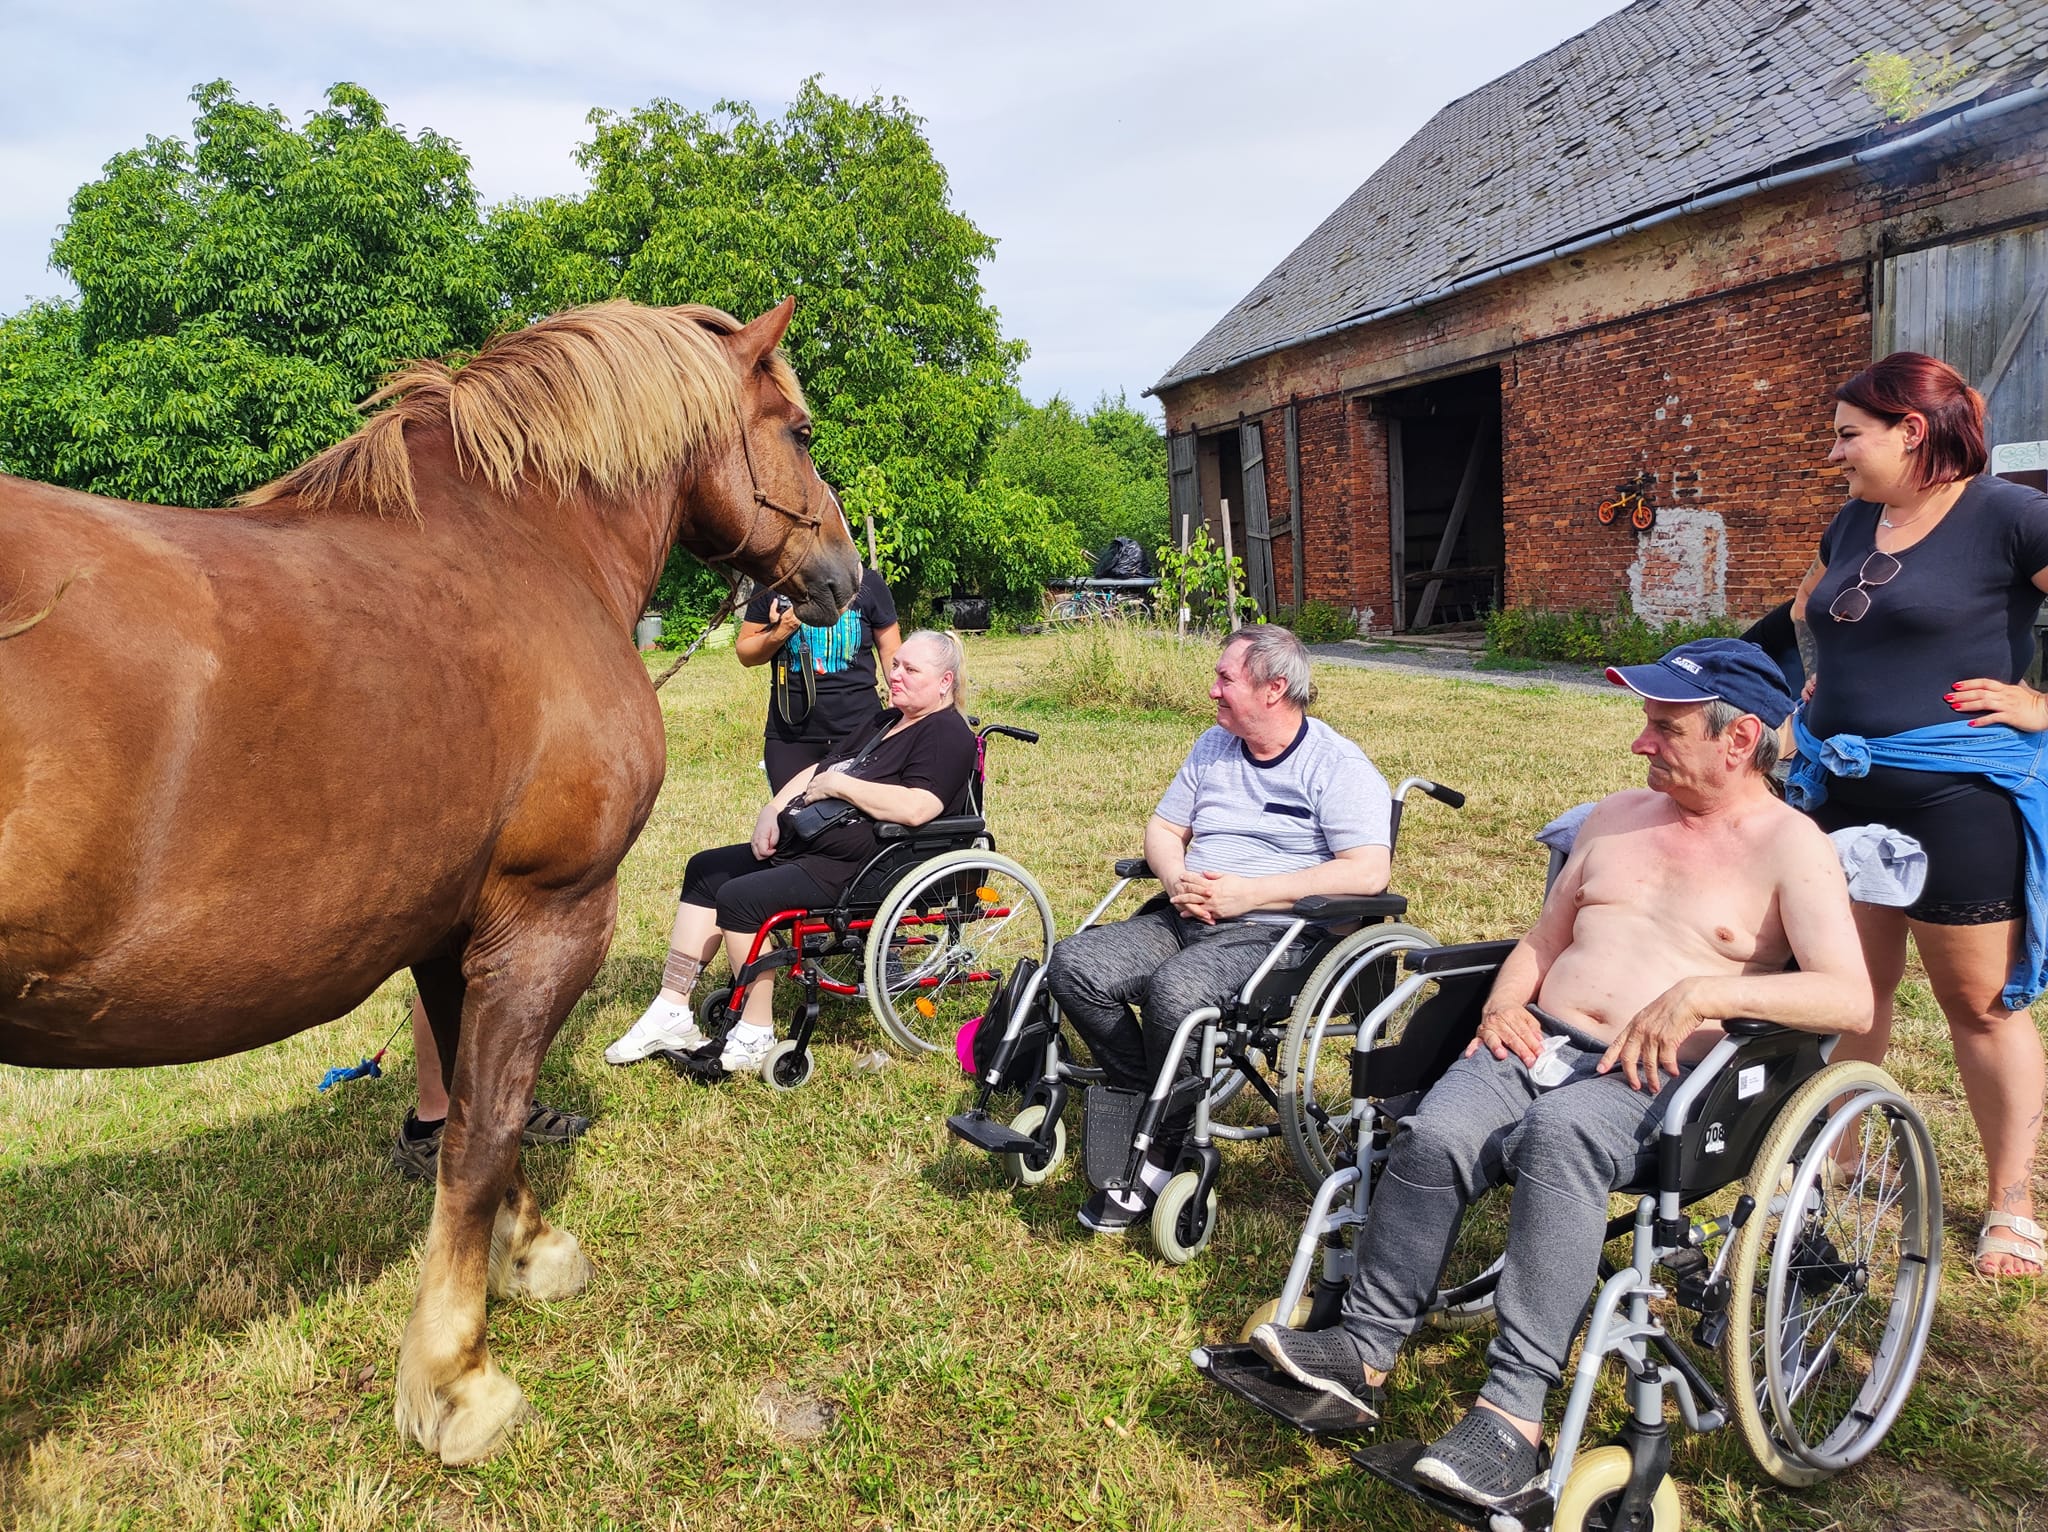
[700, 419, 830, 576]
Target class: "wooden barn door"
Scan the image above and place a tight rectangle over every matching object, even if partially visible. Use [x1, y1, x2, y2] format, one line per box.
[1168, 430, 1199, 551]
[1238, 421, 1277, 616]
[1877, 223, 2048, 460]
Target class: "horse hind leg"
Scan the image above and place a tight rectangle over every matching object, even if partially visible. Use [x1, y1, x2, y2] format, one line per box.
[489, 1163, 592, 1301]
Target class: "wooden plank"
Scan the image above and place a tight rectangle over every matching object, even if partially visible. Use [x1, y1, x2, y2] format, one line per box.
[1978, 266, 2048, 406]
[1284, 402, 1305, 613]
[1168, 430, 1198, 552]
[1239, 421, 1276, 616]
[1411, 417, 1493, 629]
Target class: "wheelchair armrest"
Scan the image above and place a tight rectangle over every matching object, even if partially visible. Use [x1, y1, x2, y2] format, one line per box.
[1113, 857, 1155, 879]
[878, 816, 986, 842]
[1723, 1018, 1789, 1036]
[1403, 939, 1517, 974]
[1292, 892, 1408, 922]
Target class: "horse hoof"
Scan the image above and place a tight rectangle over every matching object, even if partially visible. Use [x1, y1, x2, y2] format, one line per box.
[497, 1226, 592, 1302]
[434, 1367, 528, 1466]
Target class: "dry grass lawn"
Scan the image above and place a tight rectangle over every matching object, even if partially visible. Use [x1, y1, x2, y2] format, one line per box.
[2, 629, 2043, 1530]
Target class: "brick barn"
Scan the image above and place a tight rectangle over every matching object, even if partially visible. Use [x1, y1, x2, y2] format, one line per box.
[1151, 0, 2048, 633]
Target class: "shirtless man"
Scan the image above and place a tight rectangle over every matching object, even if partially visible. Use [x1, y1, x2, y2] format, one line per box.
[1249, 638, 1871, 1513]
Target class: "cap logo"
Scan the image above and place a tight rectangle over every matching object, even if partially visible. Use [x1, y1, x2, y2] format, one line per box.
[1669, 656, 1702, 675]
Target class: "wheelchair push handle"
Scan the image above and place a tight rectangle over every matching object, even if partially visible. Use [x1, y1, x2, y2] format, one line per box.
[1394, 775, 1465, 811]
[979, 723, 1039, 746]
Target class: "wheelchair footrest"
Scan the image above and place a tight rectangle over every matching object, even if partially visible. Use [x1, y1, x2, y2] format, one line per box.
[1191, 1344, 1379, 1438]
[1350, 1440, 1554, 1531]
[661, 1041, 729, 1086]
[1082, 1085, 1147, 1190]
[946, 1110, 1040, 1156]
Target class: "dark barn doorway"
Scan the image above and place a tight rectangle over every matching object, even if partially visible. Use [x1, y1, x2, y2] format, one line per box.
[1379, 368, 1504, 631]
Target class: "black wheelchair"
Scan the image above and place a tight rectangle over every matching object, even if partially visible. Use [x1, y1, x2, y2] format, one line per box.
[1192, 937, 1943, 1530]
[946, 776, 1464, 1262]
[669, 721, 1055, 1088]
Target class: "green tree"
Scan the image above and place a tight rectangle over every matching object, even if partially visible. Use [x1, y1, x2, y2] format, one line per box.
[0, 81, 502, 506]
[485, 79, 1078, 613]
[987, 391, 1167, 559]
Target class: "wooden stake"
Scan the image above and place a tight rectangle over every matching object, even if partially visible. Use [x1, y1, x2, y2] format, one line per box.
[863, 506, 880, 570]
[1176, 499, 1192, 643]
[1220, 496, 1241, 633]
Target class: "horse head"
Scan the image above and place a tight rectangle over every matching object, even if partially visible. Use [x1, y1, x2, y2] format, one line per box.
[686, 299, 862, 626]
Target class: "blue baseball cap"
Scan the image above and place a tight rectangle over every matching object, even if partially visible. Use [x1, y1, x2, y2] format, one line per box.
[1605, 638, 1796, 728]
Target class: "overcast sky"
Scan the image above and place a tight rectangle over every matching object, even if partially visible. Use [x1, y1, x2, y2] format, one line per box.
[1, 0, 1628, 412]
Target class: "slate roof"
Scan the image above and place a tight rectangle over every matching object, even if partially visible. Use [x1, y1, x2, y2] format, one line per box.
[1157, 0, 2048, 392]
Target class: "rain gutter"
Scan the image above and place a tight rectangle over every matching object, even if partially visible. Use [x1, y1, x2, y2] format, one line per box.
[1148, 82, 2048, 398]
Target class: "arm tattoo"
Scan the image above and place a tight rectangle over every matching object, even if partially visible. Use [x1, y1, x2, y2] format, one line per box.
[1793, 615, 1819, 686]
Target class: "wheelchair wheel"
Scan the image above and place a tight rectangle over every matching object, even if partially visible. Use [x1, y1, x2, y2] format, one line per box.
[865, 850, 1055, 1056]
[1002, 1102, 1066, 1187]
[1552, 1445, 1682, 1531]
[1276, 923, 1438, 1186]
[760, 1038, 814, 1091]
[1236, 1294, 1312, 1343]
[1152, 1171, 1217, 1264]
[1719, 1060, 1941, 1487]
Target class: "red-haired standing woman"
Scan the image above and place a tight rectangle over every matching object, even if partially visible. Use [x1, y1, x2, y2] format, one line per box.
[1788, 352, 2048, 1276]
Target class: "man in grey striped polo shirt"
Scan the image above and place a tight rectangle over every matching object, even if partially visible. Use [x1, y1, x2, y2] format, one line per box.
[1044, 624, 1394, 1235]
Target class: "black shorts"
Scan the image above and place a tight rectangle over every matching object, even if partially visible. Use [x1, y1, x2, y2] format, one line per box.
[679, 843, 838, 933]
[1807, 765, 2023, 924]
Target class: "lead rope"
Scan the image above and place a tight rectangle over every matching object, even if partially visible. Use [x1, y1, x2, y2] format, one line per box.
[651, 576, 754, 692]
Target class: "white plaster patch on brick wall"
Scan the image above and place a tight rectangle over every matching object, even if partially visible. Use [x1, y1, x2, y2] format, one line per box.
[1627, 507, 1728, 623]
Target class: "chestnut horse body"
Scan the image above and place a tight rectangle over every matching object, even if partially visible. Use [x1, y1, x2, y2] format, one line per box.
[0, 299, 860, 1462]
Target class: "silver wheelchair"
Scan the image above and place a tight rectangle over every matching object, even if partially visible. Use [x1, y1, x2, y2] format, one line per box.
[946, 777, 1463, 1261]
[1193, 935, 1943, 1530]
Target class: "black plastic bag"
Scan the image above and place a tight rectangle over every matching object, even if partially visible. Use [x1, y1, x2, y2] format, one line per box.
[1092, 536, 1147, 579]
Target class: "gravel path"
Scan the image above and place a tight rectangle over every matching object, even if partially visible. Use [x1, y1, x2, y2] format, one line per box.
[1304, 639, 1618, 696]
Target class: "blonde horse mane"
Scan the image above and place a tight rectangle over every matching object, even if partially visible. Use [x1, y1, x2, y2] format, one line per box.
[241, 301, 805, 517]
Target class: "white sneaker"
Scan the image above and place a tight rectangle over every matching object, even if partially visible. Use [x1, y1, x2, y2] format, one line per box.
[604, 995, 705, 1065]
[717, 1026, 777, 1075]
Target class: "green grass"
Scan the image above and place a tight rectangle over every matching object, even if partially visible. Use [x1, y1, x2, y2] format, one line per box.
[3, 635, 2044, 1529]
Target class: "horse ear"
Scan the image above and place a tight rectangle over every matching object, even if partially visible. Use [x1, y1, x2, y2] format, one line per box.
[729, 298, 796, 371]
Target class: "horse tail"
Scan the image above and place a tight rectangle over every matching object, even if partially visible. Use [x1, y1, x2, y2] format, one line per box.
[0, 575, 75, 641]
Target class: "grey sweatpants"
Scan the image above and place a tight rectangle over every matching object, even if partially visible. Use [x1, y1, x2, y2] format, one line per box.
[1339, 1036, 1681, 1419]
[1044, 902, 1299, 1145]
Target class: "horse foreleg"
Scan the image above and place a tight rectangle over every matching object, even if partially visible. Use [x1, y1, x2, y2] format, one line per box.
[396, 1193, 526, 1465]
[395, 890, 613, 1465]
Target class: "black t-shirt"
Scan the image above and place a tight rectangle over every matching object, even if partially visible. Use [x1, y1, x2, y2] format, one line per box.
[744, 568, 899, 744]
[774, 707, 978, 884]
[1808, 474, 2048, 739]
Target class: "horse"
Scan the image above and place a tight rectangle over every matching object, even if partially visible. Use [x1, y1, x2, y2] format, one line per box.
[0, 297, 863, 1463]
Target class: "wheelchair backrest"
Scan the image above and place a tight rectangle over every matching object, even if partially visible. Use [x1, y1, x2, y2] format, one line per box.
[1348, 941, 1512, 1100]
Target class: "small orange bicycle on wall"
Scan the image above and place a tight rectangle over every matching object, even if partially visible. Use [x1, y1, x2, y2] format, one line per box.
[1596, 471, 1658, 531]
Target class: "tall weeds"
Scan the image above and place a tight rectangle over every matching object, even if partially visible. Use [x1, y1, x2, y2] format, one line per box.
[1000, 621, 1220, 717]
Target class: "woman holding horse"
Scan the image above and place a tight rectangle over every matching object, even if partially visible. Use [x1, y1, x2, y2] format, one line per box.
[606, 629, 976, 1075]
[1786, 350, 2048, 1277]
[737, 562, 901, 791]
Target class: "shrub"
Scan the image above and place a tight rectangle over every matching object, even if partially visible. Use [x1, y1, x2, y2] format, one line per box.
[1485, 604, 1741, 666]
[1288, 599, 1357, 644]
